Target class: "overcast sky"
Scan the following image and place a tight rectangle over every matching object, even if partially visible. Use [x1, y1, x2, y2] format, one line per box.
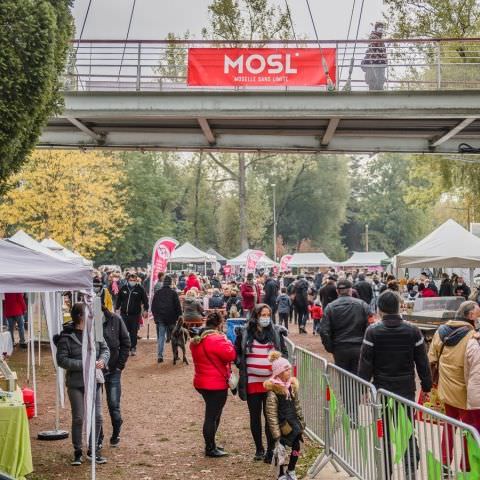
[72, 0, 384, 41]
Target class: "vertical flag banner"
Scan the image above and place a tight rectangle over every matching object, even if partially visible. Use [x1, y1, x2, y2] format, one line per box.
[246, 250, 265, 274]
[223, 265, 232, 277]
[148, 237, 179, 302]
[280, 254, 294, 272]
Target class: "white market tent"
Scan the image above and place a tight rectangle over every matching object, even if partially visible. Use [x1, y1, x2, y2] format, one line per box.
[342, 251, 389, 267]
[0, 239, 92, 292]
[395, 219, 480, 269]
[207, 247, 227, 262]
[288, 252, 336, 268]
[170, 242, 216, 264]
[9, 230, 69, 263]
[227, 249, 276, 267]
[41, 238, 93, 267]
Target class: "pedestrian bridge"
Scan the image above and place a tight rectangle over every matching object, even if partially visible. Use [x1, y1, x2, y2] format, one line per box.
[40, 39, 480, 154]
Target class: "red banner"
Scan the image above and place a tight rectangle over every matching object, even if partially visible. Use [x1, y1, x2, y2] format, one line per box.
[280, 254, 293, 272]
[246, 250, 265, 274]
[148, 237, 178, 302]
[188, 48, 336, 87]
[223, 265, 232, 277]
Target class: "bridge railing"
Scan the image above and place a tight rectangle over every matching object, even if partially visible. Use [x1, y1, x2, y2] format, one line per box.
[64, 38, 480, 93]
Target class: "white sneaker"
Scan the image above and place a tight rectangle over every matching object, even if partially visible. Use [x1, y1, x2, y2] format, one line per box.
[287, 472, 298, 480]
[278, 476, 288, 480]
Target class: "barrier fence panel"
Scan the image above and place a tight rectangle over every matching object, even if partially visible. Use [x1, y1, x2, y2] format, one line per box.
[284, 336, 295, 362]
[312, 363, 382, 480]
[376, 389, 480, 480]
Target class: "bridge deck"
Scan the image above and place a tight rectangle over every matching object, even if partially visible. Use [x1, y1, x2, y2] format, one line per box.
[40, 90, 480, 154]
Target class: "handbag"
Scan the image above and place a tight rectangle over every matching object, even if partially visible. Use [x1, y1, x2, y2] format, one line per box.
[201, 341, 239, 394]
[280, 420, 293, 436]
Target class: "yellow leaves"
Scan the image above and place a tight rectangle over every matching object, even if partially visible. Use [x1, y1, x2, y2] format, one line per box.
[0, 150, 130, 258]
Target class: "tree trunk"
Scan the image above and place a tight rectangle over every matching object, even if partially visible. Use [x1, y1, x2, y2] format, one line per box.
[238, 152, 248, 250]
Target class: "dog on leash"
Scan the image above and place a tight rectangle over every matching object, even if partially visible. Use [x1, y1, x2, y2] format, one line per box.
[171, 316, 189, 365]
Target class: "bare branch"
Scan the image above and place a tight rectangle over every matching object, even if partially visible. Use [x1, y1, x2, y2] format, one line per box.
[207, 152, 238, 180]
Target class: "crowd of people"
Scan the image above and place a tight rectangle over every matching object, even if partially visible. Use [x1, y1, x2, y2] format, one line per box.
[5, 264, 480, 479]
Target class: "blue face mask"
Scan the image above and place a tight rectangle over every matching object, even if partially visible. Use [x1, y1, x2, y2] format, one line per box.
[259, 317, 271, 328]
[128, 281, 136, 288]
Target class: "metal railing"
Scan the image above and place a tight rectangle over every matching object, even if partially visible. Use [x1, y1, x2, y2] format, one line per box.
[64, 38, 480, 93]
[285, 338, 480, 480]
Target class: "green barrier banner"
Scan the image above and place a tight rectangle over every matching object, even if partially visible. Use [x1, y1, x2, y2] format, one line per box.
[387, 399, 413, 464]
[426, 450, 442, 480]
[342, 411, 352, 445]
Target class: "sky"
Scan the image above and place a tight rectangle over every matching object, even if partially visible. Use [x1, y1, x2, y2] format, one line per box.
[72, 0, 384, 41]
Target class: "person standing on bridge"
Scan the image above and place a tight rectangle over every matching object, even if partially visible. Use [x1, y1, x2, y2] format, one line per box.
[361, 22, 388, 91]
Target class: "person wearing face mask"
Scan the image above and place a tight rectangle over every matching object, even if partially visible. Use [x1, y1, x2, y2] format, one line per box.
[454, 276, 471, 300]
[429, 301, 479, 474]
[361, 21, 387, 91]
[115, 273, 149, 356]
[235, 304, 288, 464]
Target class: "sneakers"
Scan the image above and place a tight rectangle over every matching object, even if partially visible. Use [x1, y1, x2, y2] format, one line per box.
[264, 450, 274, 464]
[253, 449, 265, 461]
[130, 348, 137, 356]
[287, 471, 298, 480]
[205, 447, 228, 458]
[110, 436, 120, 448]
[86, 451, 107, 464]
[71, 451, 83, 466]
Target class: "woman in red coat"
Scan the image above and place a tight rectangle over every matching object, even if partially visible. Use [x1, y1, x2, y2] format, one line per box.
[190, 311, 236, 458]
[3, 292, 27, 347]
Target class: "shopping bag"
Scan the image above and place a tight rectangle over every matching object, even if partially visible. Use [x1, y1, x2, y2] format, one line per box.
[415, 387, 445, 424]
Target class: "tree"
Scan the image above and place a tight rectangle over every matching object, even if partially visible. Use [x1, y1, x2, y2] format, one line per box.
[203, 0, 292, 249]
[384, 0, 480, 38]
[0, 150, 129, 258]
[0, 0, 73, 192]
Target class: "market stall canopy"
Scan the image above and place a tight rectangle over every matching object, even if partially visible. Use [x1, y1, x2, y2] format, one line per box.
[395, 219, 480, 268]
[288, 252, 335, 268]
[40, 238, 93, 267]
[342, 251, 389, 267]
[0, 239, 92, 292]
[227, 249, 276, 267]
[9, 230, 69, 262]
[170, 242, 216, 264]
[207, 248, 227, 263]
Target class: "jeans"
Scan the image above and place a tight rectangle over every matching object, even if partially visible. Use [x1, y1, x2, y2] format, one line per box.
[196, 388, 228, 450]
[68, 384, 103, 453]
[364, 65, 386, 91]
[122, 314, 140, 350]
[279, 435, 302, 475]
[156, 322, 168, 359]
[7, 315, 26, 345]
[297, 310, 308, 329]
[278, 312, 289, 329]
[247, 392, 275, 454]
[104, 371, 123, 438]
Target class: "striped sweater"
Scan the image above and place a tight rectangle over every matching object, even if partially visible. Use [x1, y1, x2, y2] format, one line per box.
[246, 340, 274, 394]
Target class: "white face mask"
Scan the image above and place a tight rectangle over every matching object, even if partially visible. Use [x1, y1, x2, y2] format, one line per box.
[259, 317, 271, 328]
[128, 281, 136, 288]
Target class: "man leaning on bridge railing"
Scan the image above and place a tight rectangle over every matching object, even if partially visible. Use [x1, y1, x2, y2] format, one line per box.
[361, 22, 388, 91]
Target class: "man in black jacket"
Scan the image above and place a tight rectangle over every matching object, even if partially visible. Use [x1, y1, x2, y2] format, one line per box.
[263, 273, 280, 322]
[101, 308, 131, 448]
[319, 276, 338, 309]
[115, 273, 149, 356]
[358, 290, 432, 479]
[355, 273, 373, 306]
[319, 279, 370, 373]
[151, 275, 182, 363]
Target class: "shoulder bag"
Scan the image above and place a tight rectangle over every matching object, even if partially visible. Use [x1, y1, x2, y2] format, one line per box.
[201, 340, 239, 394]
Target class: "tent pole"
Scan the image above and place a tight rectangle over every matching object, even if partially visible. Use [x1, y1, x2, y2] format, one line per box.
[0, 295, 3, 333]
[38, 294, 41, 366]
[28, 293, 38, 417]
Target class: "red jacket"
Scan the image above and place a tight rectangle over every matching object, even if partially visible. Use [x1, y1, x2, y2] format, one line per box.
[309, 304, 323, 320]
[3, 293, 27, 318]
[240, 282, 262, 311]
[185, 274, 201, 293]
[190, 331, 236, 390]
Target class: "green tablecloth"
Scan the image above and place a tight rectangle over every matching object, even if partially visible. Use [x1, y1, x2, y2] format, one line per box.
[0, 389, 33, 480]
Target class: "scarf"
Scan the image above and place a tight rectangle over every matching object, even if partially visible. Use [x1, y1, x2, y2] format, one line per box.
[270, 377, 293, 399]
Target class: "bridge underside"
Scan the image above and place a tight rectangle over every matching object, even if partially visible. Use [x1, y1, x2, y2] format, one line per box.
[40, 91, 480, 154]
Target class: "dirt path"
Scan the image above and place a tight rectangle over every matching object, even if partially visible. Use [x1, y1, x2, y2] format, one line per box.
[8, 318, 332, 480]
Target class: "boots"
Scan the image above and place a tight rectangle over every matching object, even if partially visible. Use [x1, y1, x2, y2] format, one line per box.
[205, 443, 228, 458]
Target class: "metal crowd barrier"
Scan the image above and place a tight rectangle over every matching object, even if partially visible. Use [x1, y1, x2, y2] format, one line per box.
[286, 339, 480, 480]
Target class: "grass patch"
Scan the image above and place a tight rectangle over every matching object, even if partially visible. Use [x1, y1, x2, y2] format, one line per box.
[296, 440, 322, 479]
